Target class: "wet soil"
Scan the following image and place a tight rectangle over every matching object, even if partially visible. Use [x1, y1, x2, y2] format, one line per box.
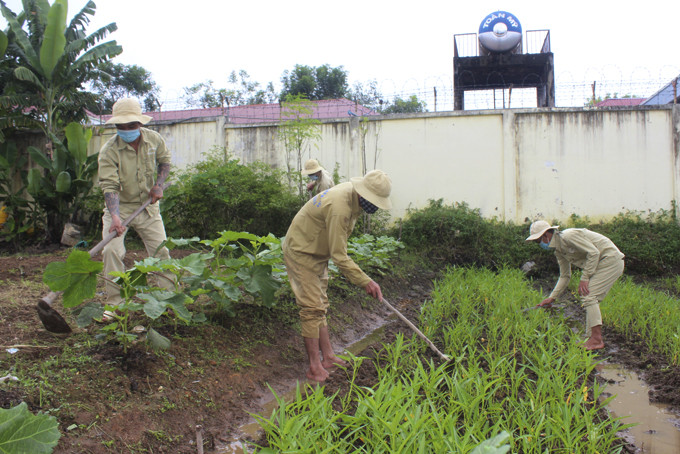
[0, 248, 437, 453]
[1, 250, 679, 453]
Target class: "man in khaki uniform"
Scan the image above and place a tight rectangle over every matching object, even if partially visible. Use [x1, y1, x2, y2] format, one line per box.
[98, 98, 172, 317]
[526, 220, 625, 350]
[283, 169, 392, 382]
[302, 159, 334, 197]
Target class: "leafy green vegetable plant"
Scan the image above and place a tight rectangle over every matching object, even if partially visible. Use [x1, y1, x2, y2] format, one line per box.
[166, 231, 285, 314]
[43, 231, 285, 351]
[0, 402, 61, 454]
[329, 234, 404, 277]
[605, 277, 680, 365]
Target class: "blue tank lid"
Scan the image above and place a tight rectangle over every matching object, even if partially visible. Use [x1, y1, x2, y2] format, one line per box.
[479, 11, 522, 34]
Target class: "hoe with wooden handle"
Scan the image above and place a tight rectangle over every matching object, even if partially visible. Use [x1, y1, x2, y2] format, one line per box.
[382, 297, 450, 361]
[37, 183, 170, 334]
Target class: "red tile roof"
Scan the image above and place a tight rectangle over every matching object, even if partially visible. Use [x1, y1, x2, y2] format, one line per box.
[595, 98, 645, 107]
[91, 98, 377, 125]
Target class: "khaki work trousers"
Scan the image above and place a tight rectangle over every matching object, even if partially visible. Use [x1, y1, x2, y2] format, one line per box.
[102, 207, 172, 305]
[283, 249, 329, 339]
[581, 256, 625, 336]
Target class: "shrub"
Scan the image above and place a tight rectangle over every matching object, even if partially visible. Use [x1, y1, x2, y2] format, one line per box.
[398, 200, 680, 278]
[571, 209, 680, 276]
[396, 199, 536, 269]
[162, 149, 301, 239]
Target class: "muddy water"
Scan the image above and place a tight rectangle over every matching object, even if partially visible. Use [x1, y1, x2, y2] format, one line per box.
[215, 323, 392, 453]
[597, 364, 680, 453]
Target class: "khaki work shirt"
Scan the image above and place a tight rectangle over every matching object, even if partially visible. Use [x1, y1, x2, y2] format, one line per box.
[284, 182, 371, 287]
[548, 228, 624, 299]
[98, 128, 171, 214]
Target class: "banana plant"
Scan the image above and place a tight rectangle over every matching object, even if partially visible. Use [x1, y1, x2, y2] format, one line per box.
[0, 140, 42, 247]
[0, 0, 121, 242]
[26, 122, 98, 243]
[0, 0, 122, 139]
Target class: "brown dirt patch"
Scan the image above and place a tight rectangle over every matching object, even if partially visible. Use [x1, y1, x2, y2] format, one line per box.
[2, 250, 680, 453]
[0, 247, 437, 453]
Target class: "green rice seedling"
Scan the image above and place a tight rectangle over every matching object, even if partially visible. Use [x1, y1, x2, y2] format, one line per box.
[254, 267, 629, 453]
[605, 277, 680, 365]
[254, 384, 352, 453]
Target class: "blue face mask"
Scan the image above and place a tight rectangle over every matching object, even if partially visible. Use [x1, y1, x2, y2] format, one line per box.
[539, 240, 551, 250]
[117, 128, 141, 143]
[308, 175, 319, 181]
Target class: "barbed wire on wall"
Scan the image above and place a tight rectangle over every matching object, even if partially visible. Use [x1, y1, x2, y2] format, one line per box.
[151, 65, 680, 116]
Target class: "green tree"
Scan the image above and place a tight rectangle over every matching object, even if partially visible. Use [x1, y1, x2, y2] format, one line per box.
[182, 79, 224, 108]
[0, 0, 121, 138]
[278, 94, 321, 197]
[181, 70, 277, 108]
[380, 95, 427, 114]
[88, 61, 159, 113]
[280, 64, 349, 101]
[226, 69, 277, 105]
[348, 79, 384, 112]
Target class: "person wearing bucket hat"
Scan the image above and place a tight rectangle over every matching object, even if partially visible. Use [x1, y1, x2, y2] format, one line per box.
[526, 220, 625, 350]
[283, 169, 392, 381]
[98, 98, 173, 319]
[302, 159, 334, 197]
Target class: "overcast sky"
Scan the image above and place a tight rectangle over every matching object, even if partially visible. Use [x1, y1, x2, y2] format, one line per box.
[2, 0, 679, 109]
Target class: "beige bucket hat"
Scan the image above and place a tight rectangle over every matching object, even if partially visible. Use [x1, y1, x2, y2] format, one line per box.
[105, 98, 153, 125]
[301, 159, 323, 175]
[525, 220, 559, 242]
[351, 170, 392, 210]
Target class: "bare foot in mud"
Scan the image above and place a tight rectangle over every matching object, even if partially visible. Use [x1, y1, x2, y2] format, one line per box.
[306, 365, 330, 382]
[583, 339, 605, 350]
[322, 356, 348, 369]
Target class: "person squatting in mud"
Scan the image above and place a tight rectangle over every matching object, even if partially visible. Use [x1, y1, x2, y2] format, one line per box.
[282, 170, 392, 382]
[526, 220, 625, 350]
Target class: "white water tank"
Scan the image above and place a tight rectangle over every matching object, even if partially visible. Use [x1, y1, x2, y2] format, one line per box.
[478, 11, 522, 53]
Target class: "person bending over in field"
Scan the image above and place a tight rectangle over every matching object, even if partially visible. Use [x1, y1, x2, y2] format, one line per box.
[283, 170, 392, 382]
[301, 159, 334, 198]
[526, 220, 625, 350]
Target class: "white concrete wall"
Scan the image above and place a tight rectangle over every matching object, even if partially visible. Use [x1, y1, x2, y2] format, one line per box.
[88, 106, 679, 224]
[90, 118, 226, 170]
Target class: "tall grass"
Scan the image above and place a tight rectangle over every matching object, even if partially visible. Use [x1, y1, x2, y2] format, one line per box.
[253, 268, 629, 453]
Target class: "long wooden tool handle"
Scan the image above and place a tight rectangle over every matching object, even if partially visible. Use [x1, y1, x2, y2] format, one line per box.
[382, 298, 450, 361]
[89, 181, 172, 257]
